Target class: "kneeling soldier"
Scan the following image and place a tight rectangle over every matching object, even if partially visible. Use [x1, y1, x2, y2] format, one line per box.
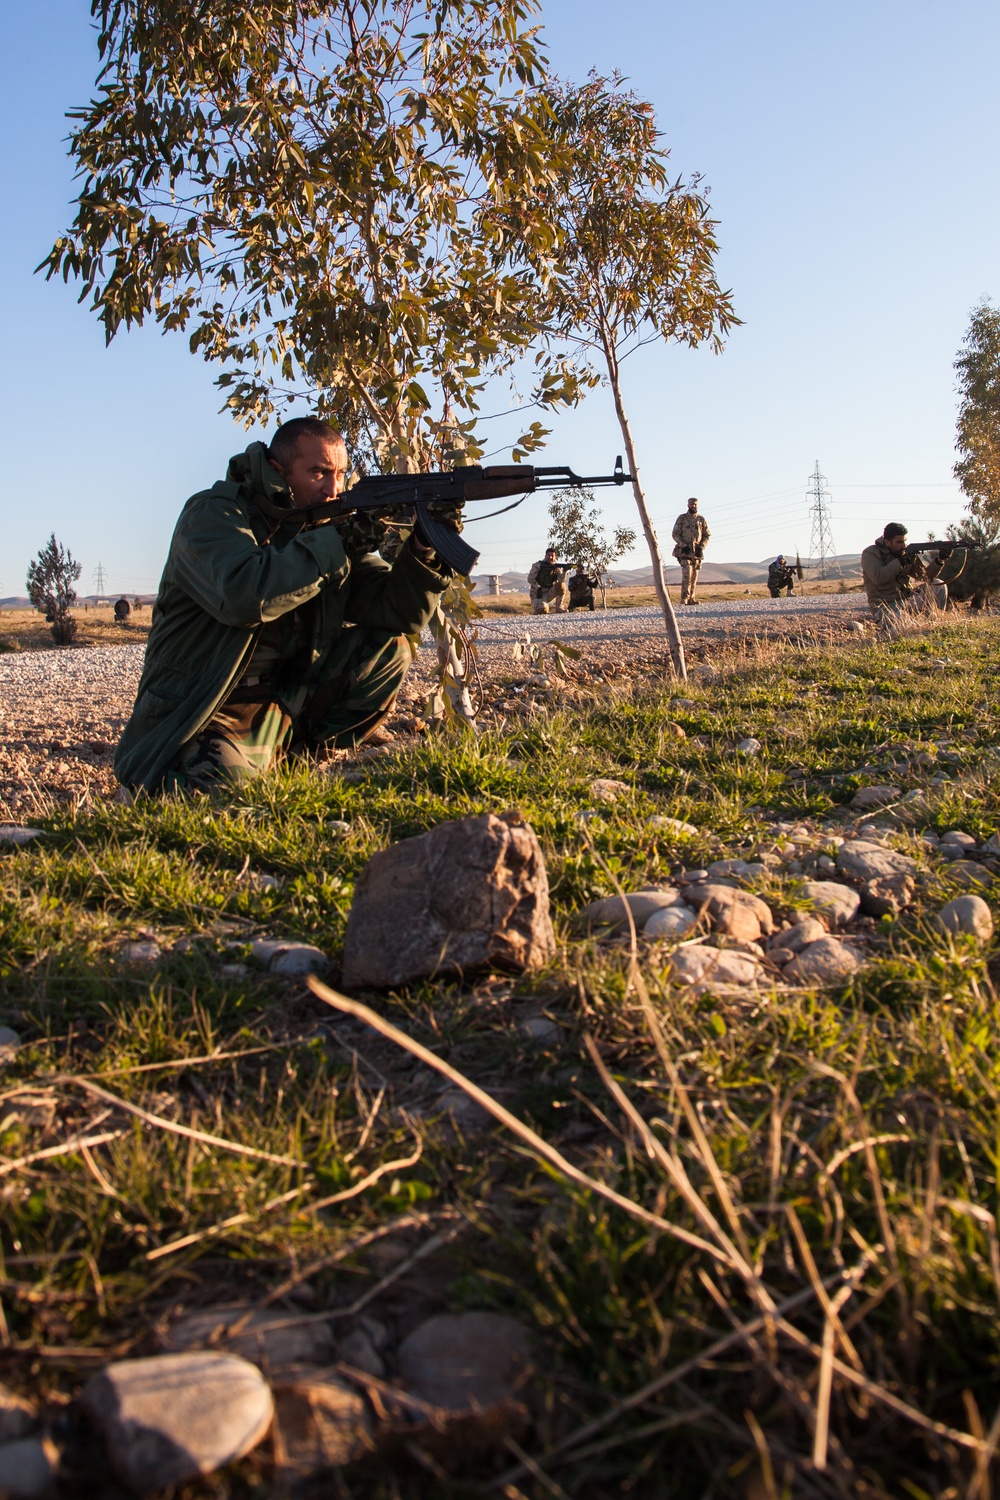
[527, 548, 570, 614]
[568, 567, 599, 611]
[115, 418, 453, 794]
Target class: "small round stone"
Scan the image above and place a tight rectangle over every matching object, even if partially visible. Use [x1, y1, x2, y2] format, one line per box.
[934, 895, 993, 942]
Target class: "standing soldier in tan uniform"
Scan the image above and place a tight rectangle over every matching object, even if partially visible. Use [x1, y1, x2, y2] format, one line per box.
[672, 497, 711, 605]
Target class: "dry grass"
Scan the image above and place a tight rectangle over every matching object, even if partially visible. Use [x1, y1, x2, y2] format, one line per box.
[0, 606, 152, 653]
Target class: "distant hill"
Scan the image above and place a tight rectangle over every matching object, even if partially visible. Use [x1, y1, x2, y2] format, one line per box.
[1, 595, 156, 610]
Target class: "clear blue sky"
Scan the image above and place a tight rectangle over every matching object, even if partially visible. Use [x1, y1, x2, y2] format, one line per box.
[2, 0, 997, 595]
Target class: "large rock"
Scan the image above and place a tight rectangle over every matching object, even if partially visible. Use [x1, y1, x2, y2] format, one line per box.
[397, 1313, 531, 1412]
[783, 937, 862, 986]
[271, 1367, 373, 1482]
[163, 1305, 333, 1369]
[680, 883, 774, 942]
[667, 945, 761, 990]
[342, 814, 555, 988]
[935, 895, 994, 942]
[836, 840, 916, 885]
[580, 889, 680, 932]
[798, 881, 860, 930]
[80, 1352, 273, 1492]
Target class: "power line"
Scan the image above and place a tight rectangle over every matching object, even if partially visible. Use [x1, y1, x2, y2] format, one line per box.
[807, 461, 840, 579]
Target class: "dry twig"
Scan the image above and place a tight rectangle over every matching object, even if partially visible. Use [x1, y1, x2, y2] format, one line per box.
[307, 978, 725, 1261]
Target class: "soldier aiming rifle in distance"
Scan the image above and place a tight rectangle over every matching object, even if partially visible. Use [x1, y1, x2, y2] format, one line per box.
[861, 522, 968, 633]
[672, 497, 710, 605]
[767, 555, 800, 597]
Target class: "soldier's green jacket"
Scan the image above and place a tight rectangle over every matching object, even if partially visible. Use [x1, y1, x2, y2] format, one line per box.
[115, 443, 450, 792]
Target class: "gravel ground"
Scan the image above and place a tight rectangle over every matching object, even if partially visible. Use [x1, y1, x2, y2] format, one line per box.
[0, 595, 869, 816]
[470, 593, 862, 643]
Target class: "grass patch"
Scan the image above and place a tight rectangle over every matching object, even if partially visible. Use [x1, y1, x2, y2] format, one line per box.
[3, 619, 1000, 1495]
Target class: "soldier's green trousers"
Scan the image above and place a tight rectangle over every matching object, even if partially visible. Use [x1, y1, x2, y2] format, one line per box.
[165, 627, 410, 792]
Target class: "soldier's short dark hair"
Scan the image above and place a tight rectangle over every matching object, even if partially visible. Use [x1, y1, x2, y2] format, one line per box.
[269, 418, 346, 467]
[883, 522, 907, 540]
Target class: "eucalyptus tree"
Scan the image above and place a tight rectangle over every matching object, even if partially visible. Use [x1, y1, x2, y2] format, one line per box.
[518, 75, 739, 677]
[954, 301, 1000, 524]
[44, 0, 582, 469]
[47, 0, 589, 720]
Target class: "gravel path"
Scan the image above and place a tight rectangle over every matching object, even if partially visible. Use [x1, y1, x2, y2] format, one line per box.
[0, 595, 867, 816]
[468, 594, 861, 648]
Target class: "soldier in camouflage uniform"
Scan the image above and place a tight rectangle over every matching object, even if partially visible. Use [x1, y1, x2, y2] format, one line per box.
[527, 548, 570, 614]
[568, 566, 599, 611]
[114, 418, 453, 794]
[672, 497, 711, 605]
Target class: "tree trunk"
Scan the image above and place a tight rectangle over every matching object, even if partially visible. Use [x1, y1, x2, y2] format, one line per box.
[606, 367, 686, 678]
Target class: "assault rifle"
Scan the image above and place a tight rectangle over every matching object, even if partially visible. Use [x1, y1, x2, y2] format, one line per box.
[900, 540, 973, 584]
[296, 458, 633, 574]
[902, 540, 958, 562]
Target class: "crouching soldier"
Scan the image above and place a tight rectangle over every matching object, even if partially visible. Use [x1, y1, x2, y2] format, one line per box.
[568, 567, 599, 611]
[527, 548, 570, 614]
[114, 418, 453, 793]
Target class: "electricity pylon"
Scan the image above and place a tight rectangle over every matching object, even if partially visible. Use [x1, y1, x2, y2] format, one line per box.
[807, 461, 840, 579]
[93, 562, 109, 600]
